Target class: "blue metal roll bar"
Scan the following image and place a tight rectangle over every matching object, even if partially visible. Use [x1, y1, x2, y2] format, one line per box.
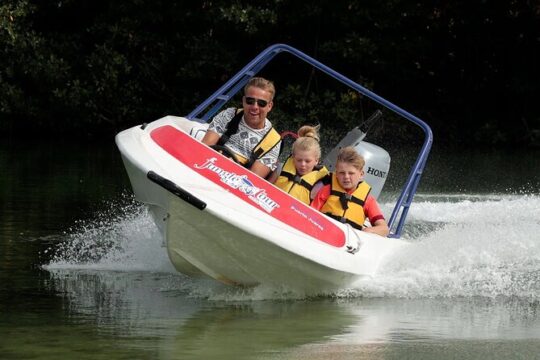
[187, 44, 433, 238]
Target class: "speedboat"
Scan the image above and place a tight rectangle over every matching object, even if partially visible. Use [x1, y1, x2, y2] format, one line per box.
[116, 44, 433, 293]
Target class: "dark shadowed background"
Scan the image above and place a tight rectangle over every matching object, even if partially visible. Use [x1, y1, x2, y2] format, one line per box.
[1, 1, 539, 147]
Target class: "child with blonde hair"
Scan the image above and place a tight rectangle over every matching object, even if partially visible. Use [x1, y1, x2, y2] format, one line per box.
[270, 125, 329, 205]
[311, 146, 389, 236]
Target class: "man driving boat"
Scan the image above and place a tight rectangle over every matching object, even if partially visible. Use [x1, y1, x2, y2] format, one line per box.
[201, 77, 281, 178]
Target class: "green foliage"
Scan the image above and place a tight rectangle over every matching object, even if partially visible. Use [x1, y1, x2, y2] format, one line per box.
[0, 0, 539, 146]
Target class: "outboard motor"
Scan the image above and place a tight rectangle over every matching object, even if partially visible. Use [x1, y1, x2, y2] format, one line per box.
[322, 111, 390, 199]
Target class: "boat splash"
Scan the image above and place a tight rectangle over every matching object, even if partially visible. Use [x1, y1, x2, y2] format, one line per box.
[347, 193, 540, 299]
[45, 194, 540, 300]
[44, 196, 174, 273]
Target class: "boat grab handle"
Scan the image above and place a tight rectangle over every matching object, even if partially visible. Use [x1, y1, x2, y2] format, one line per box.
[147, 171, 207, 210]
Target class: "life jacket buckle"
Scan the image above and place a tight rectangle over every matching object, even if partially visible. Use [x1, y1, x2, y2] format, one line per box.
[339, 194, 351, 210]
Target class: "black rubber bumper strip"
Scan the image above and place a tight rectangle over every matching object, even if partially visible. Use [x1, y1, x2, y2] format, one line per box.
[147, 171, 207, 210]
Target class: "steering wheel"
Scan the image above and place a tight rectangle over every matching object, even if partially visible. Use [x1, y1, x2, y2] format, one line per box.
[210, 145, 242, 164]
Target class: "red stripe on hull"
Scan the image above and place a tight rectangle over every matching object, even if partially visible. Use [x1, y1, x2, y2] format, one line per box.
[150, 125, 345, 247]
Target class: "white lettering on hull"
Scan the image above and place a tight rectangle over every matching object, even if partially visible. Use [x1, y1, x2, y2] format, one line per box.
[195, 158, 280, 213]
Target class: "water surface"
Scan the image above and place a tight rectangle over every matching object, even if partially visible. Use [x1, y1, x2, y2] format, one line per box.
[1, 140, 539, 359]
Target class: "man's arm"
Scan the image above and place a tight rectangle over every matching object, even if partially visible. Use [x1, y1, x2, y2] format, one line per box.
[250, 160, 272, 179]
[201, 129, 221, 146]
[266, 168, 279, 183]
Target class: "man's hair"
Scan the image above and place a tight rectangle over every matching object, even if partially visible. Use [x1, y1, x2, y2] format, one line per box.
[244, 77, 275, 100]
[337, 146, 365, 170]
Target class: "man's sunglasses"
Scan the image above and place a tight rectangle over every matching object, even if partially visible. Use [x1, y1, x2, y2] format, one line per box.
[244, 96, 269, 107]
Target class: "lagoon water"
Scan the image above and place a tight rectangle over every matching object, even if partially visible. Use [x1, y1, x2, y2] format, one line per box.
[1, 139, 539, 359]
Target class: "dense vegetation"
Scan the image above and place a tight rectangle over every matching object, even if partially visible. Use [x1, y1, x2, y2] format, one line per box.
[1, 1, 539, 146]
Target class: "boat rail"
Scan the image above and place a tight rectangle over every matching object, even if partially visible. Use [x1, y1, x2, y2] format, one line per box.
[186, 44, 433, 238]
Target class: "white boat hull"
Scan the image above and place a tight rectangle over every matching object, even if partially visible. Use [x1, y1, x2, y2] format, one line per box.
[116, 116, 408, 293]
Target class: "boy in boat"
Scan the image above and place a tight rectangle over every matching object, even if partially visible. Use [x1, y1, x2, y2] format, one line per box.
[268, 125, 329, 205]
[201, 77, 281, 179]
[311, 146, 390, 237]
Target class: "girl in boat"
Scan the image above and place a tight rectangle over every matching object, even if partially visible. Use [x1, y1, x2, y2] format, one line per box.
[311, 146, 390, 237]
[269, 125, 329, 205]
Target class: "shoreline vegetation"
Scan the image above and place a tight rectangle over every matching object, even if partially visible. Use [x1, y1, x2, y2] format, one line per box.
[1, 1, 539, 147]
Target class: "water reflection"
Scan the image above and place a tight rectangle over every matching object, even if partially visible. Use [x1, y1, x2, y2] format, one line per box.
[44, 269, 357, 359]
[39, 269, 540, 360]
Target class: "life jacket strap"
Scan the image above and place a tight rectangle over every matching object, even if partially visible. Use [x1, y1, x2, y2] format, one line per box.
[281, 171, 314, 191]
[217, 109, 244, 147]
[330, 190, 366, 210]
[217, 108, 281, 169]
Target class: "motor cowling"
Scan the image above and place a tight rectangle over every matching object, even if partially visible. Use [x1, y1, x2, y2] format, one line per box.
[353, 141, 390, 199]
